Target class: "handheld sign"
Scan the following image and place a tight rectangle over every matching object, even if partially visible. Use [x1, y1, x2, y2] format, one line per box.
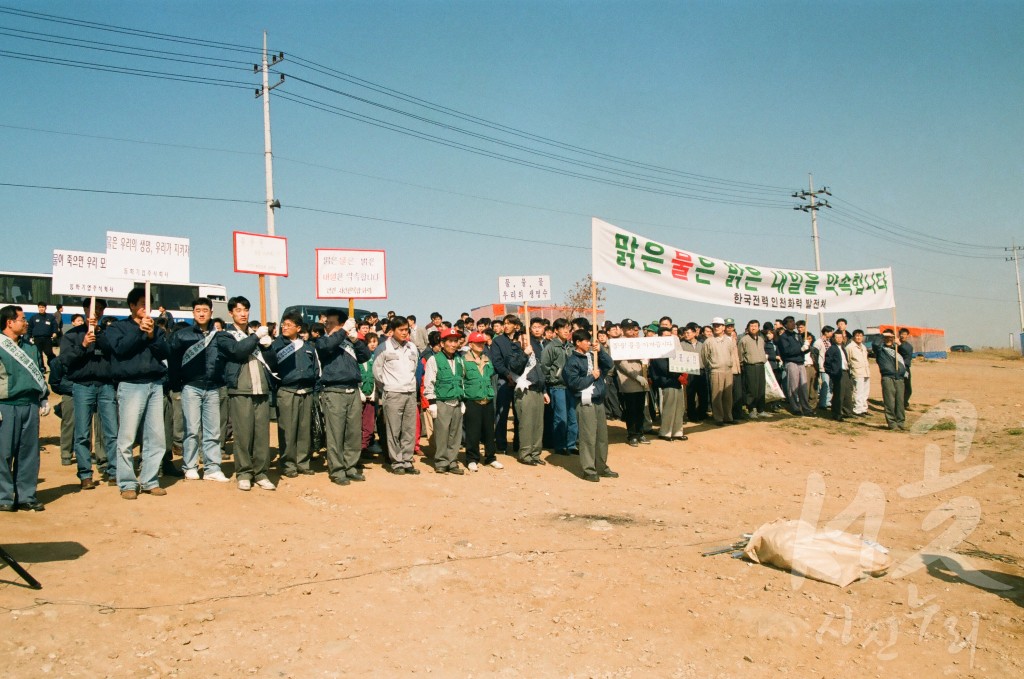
[498, 275, 551, 304]
[233, 231, 288, 276]
[106, 231, 191, 311]
[52, 250, 134, 330]
[608, 335, 680, 361]
[669, 350, 702, 375]
[316, 248, 387, 299]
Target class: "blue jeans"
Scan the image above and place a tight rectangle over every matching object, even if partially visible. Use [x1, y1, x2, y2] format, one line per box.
[548, 387, 579, 451]
[72, 382, 118, 481]
[116, 382, 165, 491]
[181, 384, 223, 474]
[817, 372, 832, 409]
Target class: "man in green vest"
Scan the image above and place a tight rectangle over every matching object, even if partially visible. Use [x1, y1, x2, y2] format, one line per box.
[423, 327, 466, 474]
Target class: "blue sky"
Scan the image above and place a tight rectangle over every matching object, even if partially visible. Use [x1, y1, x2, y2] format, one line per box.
[2, 1, 1021, 346]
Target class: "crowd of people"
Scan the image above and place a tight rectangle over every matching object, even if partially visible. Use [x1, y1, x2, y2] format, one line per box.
[0, 294, 916, 511]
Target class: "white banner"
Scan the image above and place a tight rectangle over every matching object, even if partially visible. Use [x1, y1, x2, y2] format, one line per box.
[498, 275, 551, 303]
[105, 231, 191, 283]
[51, 250, 135, 298]
[234, 231, 288, 276]
[592, 218, 895, 313]
[669, 350, 702, 375]
[609, 335, 680, 361]
[316, 248, 387, 299]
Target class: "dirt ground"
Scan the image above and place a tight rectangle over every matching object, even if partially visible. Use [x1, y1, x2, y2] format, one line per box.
[2, 351, 1022, 678]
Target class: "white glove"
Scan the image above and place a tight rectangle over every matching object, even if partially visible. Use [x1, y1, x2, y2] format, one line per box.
[801, 341, 810, 351]
[255, 325, 269, 339]
[637, 376, 649, 389]
[342, 318, 356, 333]
[259, 335, 273, 348]
[39, 402, 51, 417]
[460, 402, 466, 415]
[428, 404, 438, 418]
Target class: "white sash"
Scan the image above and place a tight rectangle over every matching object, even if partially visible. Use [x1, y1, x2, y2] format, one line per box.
[229, 328, 278, 380]
[580, 351, 596, 405]
[515, 352, 537, 392]
[0, 334, 46, 392]
[181, 330, 217, 366]
[275, 339, 301, 363]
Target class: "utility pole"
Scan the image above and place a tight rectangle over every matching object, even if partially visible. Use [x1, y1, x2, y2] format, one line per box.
[792, 173, 831, 332]
[1006, 240, 1024, 333]
[255, 32, 285, 325]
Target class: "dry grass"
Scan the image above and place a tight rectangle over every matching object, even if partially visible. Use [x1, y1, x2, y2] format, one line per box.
[967, 347, 1024, 361]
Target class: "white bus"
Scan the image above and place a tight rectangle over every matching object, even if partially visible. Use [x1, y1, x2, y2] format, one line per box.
[0, 270, 229, 324]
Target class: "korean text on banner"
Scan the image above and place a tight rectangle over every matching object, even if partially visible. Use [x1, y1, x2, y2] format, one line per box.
[592, 218, 895, 313]
[51, 250, 134, 298]
[609, 336, 681, 361]
[316, 248, 387, 299]
[233, 231, 288, 277]
[498, 275, 551, 304]
[105, 231, 191, 283]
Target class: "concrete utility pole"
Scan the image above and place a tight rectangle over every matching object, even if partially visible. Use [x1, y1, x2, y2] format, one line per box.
[256, 32, 285, 325]
[792, 174, 831, 332]
[1007, 240, 1024, 332]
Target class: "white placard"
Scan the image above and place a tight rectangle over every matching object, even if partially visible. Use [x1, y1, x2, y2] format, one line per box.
[669, 350, 702, 375]
[609, 335, 681, 361]
[51, 250, 135, 298]
[316, 248, 387, 299]
[105, 231, 191, 282]
[234, 231, 288, 276]
[498, 275, 551, 303]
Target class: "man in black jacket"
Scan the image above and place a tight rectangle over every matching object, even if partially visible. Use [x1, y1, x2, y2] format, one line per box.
[775, 316, 813, 416]
[489, 314, 527, 455]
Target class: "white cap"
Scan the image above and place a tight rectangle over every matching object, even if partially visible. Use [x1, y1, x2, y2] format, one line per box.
[711, 317, 725, 325]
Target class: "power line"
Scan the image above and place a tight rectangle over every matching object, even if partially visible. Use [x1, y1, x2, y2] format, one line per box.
[831, 197, 1001, 251]
[0, 181, 264, 205]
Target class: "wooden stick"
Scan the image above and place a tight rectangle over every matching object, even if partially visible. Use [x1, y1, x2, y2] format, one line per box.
[89, 295, 96, 331]
[348, 298, 355, 321]
[258, 273, 267, 325]
[144, 280, 151, 316]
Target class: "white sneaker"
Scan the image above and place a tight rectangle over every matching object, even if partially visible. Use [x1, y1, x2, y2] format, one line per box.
[184, 469, 200, 480]
[759, 411, 775, 418]
[203, 470, 230, 483]
[467, 462, 479, 472]
[255, 478, 276, 491]
[489, 460, 504, 470]
[750, 409, 759, 418]
[237, 479, 251, 491]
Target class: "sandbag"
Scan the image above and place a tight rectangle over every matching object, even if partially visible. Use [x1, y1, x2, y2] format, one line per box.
[743, 518, 892, 587]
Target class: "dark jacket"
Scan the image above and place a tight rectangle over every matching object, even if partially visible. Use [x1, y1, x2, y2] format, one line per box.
[222, 332, 274, 391]
[99, 317, 168, 383]
[489, 333, 528, 384]
[872, 340, 911, 379]
[268, 336, 320, 389]
[776, 329, 809, 365]
[649, 357, 682, 390]
[563, 348, 614, 405]
[167, 325, 237, 389]
[824, 344, 849, 377]
[59, 324, 114, 385]
[48, 354, 74, 396]
[314, 331, 370, 388]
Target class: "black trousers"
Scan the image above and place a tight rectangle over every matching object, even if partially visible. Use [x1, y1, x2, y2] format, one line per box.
[741, 363, 766, 412]
[33, 336, 55, 369]
[620, 391, 646, 438]
[904, 370, 912, 407]
[686, 374, 708, 421]
[464, 399, 496, 464]
[829, 371, 849, 421]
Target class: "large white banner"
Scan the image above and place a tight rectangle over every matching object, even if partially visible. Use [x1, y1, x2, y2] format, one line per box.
[592, 218, 895, 313]
[316, 248, 387, 299]
[51, 250, 134, 298]
[105, 231, 191, 283]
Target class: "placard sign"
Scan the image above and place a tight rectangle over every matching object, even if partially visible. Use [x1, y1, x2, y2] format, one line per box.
[608, 335, 680, 361]
[498, 275, 551, 303]
[105, 231, 191, 282]
[316, 248, 387, 299]
[51, 250, 134, 298]
[233, 231, 288, 276]
[669, 350, 702, 375]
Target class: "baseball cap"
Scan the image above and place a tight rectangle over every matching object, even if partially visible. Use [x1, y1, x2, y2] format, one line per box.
[440, 328, 462, 340]
[467, 331, 488, 344]
[724, 318, 735, 326]
[711, 317, 725, 325]
[620, 318, 640, 328]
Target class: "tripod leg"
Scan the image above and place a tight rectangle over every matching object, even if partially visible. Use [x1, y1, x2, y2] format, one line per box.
[0, 546, 42, 590]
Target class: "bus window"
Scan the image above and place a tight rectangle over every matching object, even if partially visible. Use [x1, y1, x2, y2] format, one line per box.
[0, 274, 52, 305]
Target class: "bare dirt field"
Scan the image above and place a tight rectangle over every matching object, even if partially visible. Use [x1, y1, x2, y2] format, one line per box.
[3, 351, 1023, 678]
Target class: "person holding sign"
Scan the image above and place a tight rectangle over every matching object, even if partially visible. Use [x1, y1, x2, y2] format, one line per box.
[649, 327, 689, 441]
[101, 288, 170, 500]
[167, 298, 236, 483]
[0, 305, 50, 511]
[223, 297, 276, 491]
[562, 329, 616, 483]
[314, 309, 371, 485]
[58, 298, 119, 488]
[872, 329, 911, 431]
[423, 327, 467, 474]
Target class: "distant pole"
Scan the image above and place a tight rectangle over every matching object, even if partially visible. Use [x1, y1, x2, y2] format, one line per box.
[258, 32, 285, 325]
[792, 174, 831, 333]
[1006, 240, 1024, 332]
